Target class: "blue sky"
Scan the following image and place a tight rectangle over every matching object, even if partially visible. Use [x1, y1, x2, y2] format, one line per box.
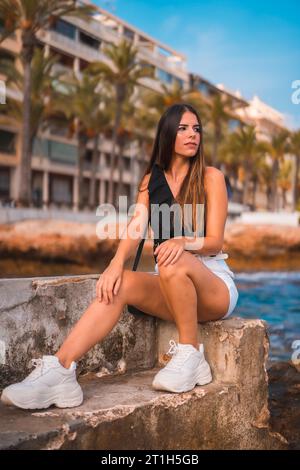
[95, 0, 300, 130]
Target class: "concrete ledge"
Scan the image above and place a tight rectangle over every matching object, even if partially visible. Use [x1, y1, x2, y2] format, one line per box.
[0, 276, 156, 388]
[0, 369, 287, 450]
[158, 318, 272, 436]
[0, 275, 288, 449]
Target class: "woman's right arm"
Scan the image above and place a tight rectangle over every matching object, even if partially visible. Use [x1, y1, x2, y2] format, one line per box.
[96, 173, 150, 304]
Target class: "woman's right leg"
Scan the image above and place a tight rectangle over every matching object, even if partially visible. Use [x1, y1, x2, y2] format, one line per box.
[56, 269, 175, 369]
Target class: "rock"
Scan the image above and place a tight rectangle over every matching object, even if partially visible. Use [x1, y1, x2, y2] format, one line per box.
[268, 361, 300, 449]
[1, 221, 300, 271]
[0, 275, 288, 449]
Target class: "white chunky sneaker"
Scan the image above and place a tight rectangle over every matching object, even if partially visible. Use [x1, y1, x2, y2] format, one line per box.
[152, 340, 212, 393]
[1, 355, 83, 410]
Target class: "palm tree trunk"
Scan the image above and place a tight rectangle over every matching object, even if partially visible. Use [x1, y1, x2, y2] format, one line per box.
[252, 177, 258, 209]
[108, 107, 121, 206]
[108, 84, 126, 206]
[292, 154, 300, 211]
[89, 134, 100, 208]
[116, 140, 125, 207]
[242, 161, 251, 206]
[77, 134, 88, 210]
[211, 123, 221, 168]
[271, 160, 279, 211]
[282, 189, 287, 209]
[242, 176, 250, 206]
[18, 35, 35, 207]
[266, 186, 272, 210]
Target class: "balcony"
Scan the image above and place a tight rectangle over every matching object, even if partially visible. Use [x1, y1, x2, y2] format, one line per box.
[72, 16, 121, 45]
[37, 30, 107, 63]
[138, 76, 162, 94]
[137, 47, 187, 82]
[33, 137, 78, 166]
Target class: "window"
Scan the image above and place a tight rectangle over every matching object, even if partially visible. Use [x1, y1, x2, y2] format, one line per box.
[0, 167, 9, 198]
[124, 27, 134, 41]
[85, 149, 93, 163]
[156, 68, 173, 84]
[51, 19, 76, 40]
[50, 174, 73, 204]
[0, 18, 16, 39]
[197, 82, 209, 96]
[228, 119, 241, 132]
[174, 77, 184, 88]
[0, 49, 15, 66]
[0, 130, 16, 154]
[123, 156, 131, 171]
[52, 50, 74, 68]
[79, 31, 100, 50]
[139, 61, 155, 78]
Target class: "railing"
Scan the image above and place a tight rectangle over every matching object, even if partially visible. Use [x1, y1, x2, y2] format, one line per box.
[38, 30, 107, 62]
[138, 46, 187, 77]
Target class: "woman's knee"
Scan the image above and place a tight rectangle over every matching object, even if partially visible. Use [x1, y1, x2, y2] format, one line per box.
[158, 261, 187, 281]
[159, 251, 197, 281]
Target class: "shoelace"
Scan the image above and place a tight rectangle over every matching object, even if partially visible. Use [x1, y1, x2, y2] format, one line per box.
[165, 340, 194, 371]
[24, 358, 50, 382]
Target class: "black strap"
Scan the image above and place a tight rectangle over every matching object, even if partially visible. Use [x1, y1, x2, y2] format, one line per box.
[132, 220, 149, 271]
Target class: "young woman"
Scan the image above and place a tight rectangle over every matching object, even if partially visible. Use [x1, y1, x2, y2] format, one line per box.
[1, 103, 239, 410]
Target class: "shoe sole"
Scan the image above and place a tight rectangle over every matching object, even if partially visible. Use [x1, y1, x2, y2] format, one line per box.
[152, 370, 213, 393]
[1, 385, 83, 410]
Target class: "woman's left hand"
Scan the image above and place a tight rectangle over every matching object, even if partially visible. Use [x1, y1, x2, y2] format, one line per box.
[154, 238, 186, 267]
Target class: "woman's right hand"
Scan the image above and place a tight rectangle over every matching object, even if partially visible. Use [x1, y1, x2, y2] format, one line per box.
[96, 258, 124, 304]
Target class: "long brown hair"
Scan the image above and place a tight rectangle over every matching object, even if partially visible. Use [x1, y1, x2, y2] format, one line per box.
[137, 103, 206, 233]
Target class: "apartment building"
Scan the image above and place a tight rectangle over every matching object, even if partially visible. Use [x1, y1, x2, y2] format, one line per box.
[0, 4, 189, 209]
[0, 3, 291, 211]
[234, 94, 287, 141]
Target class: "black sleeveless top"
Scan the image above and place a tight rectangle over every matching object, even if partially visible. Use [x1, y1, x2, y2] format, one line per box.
[147, 163, 206, 264]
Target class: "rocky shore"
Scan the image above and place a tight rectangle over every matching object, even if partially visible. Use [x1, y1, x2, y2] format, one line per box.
[268, 361, 300, 450]
[0, 220, 300, 274]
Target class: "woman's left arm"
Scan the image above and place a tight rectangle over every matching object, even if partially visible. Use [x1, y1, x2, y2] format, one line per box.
[183, 167, 228, 255]
[154, 168, 228, 265]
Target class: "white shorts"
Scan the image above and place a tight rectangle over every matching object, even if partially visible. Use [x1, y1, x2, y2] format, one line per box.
[152, 253, 239, 319]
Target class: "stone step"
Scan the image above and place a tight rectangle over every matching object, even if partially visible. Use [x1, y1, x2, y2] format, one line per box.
[0, 368, 286, 450]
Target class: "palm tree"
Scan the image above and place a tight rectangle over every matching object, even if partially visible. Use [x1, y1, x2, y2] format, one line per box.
[53, 71, 107, 209]
[0, 47, 61, 160]
[259, 161, 273, 210]
[88, 108, 111, 209]
[265, 131, 290, 211]
[219, 138, 241, 197]
[0, 0, 95, 206]
[89, 39, 153, 206]
[207, 93, 231, 168]
[130, 96, 157, 180]
[290, 130, 300, 211]
[142, 81, 207, 120]
[225, 125, 265, 206]
[249, 145, 268, 209]
[278, 159, 292, 209]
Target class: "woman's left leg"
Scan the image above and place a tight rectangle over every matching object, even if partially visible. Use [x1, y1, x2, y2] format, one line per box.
[157, 250, 231, 328]
[152, 251, 222, 392]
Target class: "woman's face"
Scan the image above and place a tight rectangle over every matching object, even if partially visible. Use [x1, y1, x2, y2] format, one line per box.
[174, 111, 201, 158]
